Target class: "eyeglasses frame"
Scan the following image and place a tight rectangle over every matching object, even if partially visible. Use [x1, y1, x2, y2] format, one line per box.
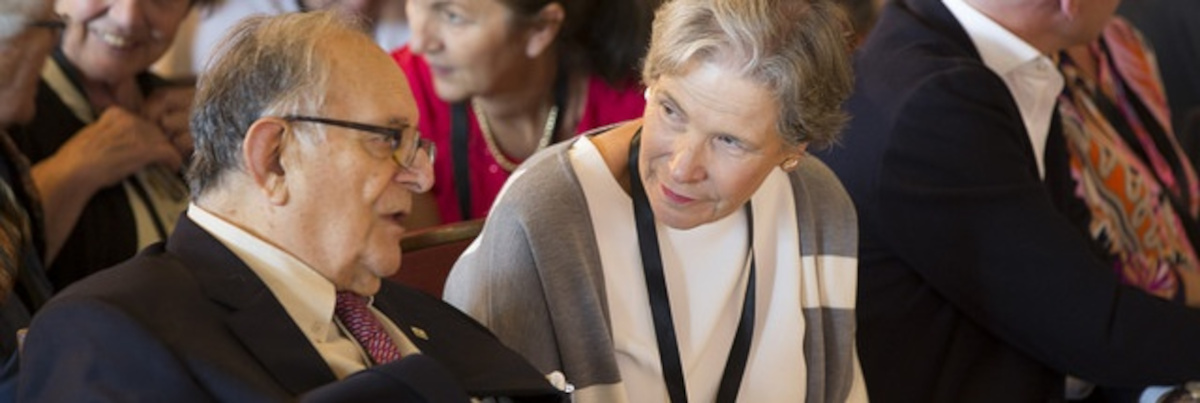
[282, 115, 436, 169]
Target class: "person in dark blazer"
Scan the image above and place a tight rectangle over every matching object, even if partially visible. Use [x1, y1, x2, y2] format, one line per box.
[816, 0, 1200, 401]
[15, 11, 563, 402]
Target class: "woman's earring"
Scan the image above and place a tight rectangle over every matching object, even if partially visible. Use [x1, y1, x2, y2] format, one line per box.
[781, 157, 801, 171]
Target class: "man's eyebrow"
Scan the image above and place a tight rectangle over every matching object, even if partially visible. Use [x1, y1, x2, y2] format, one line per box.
[386, 117, 413, 128]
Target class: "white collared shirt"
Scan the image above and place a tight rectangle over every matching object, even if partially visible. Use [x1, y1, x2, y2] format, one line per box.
[187, 205, 420, 379]
[943, 0, 1065, 179]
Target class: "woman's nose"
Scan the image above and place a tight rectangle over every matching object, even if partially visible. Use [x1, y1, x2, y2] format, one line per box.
[668, 141, 707, 184]
[405, 8, 439, 54]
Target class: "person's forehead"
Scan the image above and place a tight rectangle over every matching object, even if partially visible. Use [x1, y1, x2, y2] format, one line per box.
[323, 38, 416, 116]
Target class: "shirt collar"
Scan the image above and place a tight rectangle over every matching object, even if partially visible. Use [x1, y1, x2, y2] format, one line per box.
[187, 204, 341, 339]
[41, 55, 93, 124]
[942, 0, 1046, 76]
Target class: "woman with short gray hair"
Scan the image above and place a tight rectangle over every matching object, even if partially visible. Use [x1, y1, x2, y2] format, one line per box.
[444, 0, 866, 401]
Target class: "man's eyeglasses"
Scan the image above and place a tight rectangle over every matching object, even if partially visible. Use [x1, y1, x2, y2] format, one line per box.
[283, 115, 436, 169]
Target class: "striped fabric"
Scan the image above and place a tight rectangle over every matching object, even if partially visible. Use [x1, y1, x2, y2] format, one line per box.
[1057, 18, 1200, 306]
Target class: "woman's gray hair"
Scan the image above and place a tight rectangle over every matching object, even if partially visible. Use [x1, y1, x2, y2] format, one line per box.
[0, 0, 45, 42]
[642, 0, 854, 149]
[188, 11, 366, 198]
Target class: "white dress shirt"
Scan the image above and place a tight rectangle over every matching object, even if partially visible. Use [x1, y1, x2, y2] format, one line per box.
[943, 0, 1065, 179]
[187, 205, 420, 379]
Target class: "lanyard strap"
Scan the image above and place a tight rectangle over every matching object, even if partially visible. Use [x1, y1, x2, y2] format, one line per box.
[628, 130, 756, 403]
[451, 103, 472, 220]
[450, 65, 569, 220]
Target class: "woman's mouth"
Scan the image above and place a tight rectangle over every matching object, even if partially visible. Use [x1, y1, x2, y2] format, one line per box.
[427, 63, 452, 77]
[661, 185, 695, 204]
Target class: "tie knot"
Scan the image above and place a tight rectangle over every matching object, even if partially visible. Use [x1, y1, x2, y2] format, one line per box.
[336, 291, 368, 311]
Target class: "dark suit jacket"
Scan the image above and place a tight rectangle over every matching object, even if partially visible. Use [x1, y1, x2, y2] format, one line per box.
[15, 216, 563, 402]
[815, 0, 1200, 401]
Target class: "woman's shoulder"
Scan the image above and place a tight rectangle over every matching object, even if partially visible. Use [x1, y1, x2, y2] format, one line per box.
[490, 141, 584, 211]
[786, 155, 854, 215]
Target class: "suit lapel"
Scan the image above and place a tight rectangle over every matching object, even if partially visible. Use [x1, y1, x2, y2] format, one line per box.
[371, 287, 433, 352]
[372, 284, 563, 399]
[167, 216, 337, 395]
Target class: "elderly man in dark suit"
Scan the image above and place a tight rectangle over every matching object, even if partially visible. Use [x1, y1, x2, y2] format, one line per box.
[15, 11, 562, 402]
[817, 0, 1200, 401]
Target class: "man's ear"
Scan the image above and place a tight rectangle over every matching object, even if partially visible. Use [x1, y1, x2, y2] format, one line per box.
[243, 118, 290, 205]
[525, 2, 565, 58]
[1059, 0, 1080, 20]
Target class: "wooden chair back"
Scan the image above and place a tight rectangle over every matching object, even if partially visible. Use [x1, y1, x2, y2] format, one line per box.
[388, 219, 485, 298]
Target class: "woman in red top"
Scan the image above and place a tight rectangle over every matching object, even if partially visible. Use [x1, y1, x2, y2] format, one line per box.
[393, 0, 655, 225]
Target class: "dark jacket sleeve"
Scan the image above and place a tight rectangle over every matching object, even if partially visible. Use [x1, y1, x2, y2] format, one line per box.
[16, 298, 213, 402]
[300, 354, 470, 403]
[876, 64, 1200, 384]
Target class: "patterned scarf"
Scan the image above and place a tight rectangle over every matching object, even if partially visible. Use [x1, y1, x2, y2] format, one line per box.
[1058, 18, 1200, 306]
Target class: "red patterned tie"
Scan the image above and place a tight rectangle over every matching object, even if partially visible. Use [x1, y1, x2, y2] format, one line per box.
[334, 291, 404, 365]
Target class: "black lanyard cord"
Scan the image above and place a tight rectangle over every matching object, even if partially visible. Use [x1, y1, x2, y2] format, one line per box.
[628, 130, 756, 403]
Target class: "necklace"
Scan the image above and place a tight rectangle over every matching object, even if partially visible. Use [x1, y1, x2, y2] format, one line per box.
[471, 98, 559, 172]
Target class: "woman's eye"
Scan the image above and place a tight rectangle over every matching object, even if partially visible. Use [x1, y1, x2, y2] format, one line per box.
[715, 134, 748, 153]
[659, 101, 685, 126]
[441, 9, 464, 24]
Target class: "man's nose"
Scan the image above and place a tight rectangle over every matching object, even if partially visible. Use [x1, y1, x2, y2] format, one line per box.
[399, 150, 434, 193]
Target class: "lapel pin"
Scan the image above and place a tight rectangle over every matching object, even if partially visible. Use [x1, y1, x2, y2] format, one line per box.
[410, 326, 429, 340]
